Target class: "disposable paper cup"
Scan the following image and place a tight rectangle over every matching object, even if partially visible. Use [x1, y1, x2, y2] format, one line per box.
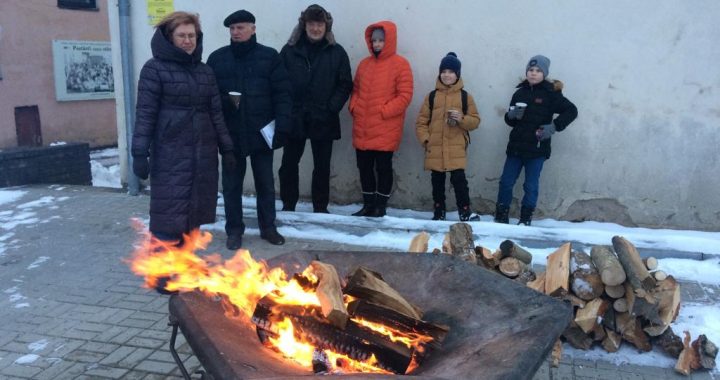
[515, 102, 527, 109]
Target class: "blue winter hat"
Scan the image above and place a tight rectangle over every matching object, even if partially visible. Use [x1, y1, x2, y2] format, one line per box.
[526, 55, 550, 77]
[439, 52, 461, 78]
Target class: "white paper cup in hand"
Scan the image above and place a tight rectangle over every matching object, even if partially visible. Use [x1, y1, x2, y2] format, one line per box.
[515, 102, 527, 109]
[228, 91, 241, 108]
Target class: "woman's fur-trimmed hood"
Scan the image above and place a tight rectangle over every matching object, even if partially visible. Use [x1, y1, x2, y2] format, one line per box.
[287, 4, 335, 46]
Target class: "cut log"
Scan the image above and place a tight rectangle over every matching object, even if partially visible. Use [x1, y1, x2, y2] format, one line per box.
[653, 327, 684, 358]
[527, 271, 546, 293]
[675, 331, 701, 376]
[575, 298, 610, 333]
[692, 334, 718, 370]
[344, 266, 422, 320]
[551, 339, 562, 367]
[499, 257, 525, 278]
[612, 236, 656, 291]
[498, 239, 533, 265]
[514, 266, 537, 285]
[408, 232, 430, 253]
[310, 261, 349, 329]
[613, 298, 628, 313]
[561, 292, 587, 309]
[441, 233, 451, 254]
[474, 246, 498, 269]
[602, 329, 622, 353]
[590, 245, 626, 286]
[562, 325, 593, 350]
[653, 270, 667, 281]
[545, 243, 571, 296]
[644, 276, 681, 336]
[571, 251, 605, 300]
[615, 312, 652, 351]
[602, 307, 617, 333]
[604, 284, 625, 299]
[624, 282, 662, 325]
[447, 223, 476, 264]
[592, 324, 607, 342]
[643, 256, 658, 271]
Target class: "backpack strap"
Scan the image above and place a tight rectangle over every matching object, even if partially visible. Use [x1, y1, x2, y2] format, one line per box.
[427, 90, 437, 124]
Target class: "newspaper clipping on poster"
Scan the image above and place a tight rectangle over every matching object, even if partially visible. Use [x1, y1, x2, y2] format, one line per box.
[52, 40, 114, 101]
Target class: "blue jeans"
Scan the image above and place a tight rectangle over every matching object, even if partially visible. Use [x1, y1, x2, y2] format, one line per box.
[223, 149, 277, 236]
[497, 155, 545, 209]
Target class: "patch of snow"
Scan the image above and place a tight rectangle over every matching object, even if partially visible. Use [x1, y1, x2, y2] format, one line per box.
[18, 196, 56, 209]
[14, 303, 30, 308]
[90, 161, 122, 188]
[29, 339, 49, 352]
[14, 354, 40, 364]
[49, 141, 67, 146]
[27, 256, 50, 270]
[0, 190, 26, 206]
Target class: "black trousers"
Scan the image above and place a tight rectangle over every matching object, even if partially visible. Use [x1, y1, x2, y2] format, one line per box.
[431, 169, 470, 208]
[278, 138, 333, 210]
[356, 149, 393, 196]
[222, 149, 276, 236]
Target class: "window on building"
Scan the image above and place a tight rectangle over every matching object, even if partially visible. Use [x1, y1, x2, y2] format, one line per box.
[58, 0, 98, 11]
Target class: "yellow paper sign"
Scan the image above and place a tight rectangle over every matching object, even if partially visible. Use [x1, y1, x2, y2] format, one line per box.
[147, 0, 174, 26]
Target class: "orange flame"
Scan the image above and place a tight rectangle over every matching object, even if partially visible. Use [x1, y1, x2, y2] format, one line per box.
[126, 222, 427, 374]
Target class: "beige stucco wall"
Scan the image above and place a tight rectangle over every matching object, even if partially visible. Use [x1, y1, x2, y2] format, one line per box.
[0, 0, 117, 149]
[111, 0, 720, 230]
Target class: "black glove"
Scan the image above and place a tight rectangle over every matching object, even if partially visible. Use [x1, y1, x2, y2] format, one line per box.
[222, 152, 237, 172]
[507, 106, 526, 120]
[537, 123, 556, 141]
[132, 156, 150, 180]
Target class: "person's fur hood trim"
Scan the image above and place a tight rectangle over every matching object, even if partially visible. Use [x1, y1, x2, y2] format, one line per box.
[287, 4, 335, 46]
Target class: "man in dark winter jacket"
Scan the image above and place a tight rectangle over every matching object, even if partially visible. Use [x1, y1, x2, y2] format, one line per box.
[207, 10, 292, 249]
[278, 4, 353, 213]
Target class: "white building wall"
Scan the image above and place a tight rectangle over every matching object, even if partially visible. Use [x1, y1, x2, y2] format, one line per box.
[110, 0, 720, 230]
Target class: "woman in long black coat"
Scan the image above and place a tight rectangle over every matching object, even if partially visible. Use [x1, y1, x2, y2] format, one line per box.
[131, 11, 235, 241]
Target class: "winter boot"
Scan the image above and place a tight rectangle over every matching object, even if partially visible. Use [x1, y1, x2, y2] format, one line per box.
[432, 202, 446, 221]
[352, 193, 375, 216]
[494, 204, 510, 224]
[518, 206, 534, 226]
[368, 194, 389, 217]
[458, 205, 480, 221]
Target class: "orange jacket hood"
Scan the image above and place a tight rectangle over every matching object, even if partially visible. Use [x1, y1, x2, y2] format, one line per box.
[364, 20, 397, 59]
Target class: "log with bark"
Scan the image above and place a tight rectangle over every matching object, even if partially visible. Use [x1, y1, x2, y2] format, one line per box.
[644, 276, 681, 336]
[613, 298, 628, 313]
[562, 325, 593, 350]
[692, 334, 718, 370]
[310, 261, 349, 329]
[675, 331, 701, 375]
[615, 312, 652, 352]
[474, 246, 498, 269]
[612, 236, 656, 291]
[447, 223, 477, 264]
[545, 243, 571, 296]
[498, 239, 533, 265]
[570, 251, 604, 301]
[605, 284, 626, 299]
[499, 257, 525, 278]
[653, 327, 684, 358]
[624, 282, 662, 325]
[344, 267, 422, 320]
[590, 245, 626, 286]
[602, 329, 622, 353]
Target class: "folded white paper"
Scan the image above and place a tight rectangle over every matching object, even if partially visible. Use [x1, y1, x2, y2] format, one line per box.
[260, 120, 275, 149]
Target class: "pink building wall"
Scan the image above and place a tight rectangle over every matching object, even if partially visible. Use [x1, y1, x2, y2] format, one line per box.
[0, 0, 116, 149]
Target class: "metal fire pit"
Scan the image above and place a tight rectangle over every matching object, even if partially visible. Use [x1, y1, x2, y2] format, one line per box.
[168, 250, 572, 379]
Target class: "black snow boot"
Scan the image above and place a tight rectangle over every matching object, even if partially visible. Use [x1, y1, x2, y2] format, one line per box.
[518, 206, 534, 226]
[458, 205, 479, 221]
[432, 202, 446, 221]
[368, 194, 389, 217]
[352, 193, 375, 217]
[494, 204, 510, 224]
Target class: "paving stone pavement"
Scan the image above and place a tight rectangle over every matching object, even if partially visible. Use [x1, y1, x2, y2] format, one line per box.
[0, 185, 717, 379]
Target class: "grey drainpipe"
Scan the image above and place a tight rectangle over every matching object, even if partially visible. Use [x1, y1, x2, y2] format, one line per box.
[119, 0, 139, 195]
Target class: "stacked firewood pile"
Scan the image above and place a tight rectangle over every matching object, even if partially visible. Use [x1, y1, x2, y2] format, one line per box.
[408, 224, 718, 376]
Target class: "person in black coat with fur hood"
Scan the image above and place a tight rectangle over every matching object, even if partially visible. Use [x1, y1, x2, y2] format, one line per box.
[278, 4, 353, 213]
[207, 10, 293, 250]
[131, 11, 235, 243]
[495, 55, 577, 226]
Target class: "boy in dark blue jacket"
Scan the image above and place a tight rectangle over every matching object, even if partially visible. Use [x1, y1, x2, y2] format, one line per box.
[495, 55, 578, 225]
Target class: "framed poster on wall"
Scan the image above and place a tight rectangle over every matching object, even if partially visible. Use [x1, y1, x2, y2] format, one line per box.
[52, 40, 114, 101]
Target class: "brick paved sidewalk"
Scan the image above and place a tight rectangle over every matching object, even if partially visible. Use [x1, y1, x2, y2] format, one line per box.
[0, 185, 717, 379]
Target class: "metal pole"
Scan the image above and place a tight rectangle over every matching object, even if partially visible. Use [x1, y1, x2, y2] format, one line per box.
[119, 0, 139, 195]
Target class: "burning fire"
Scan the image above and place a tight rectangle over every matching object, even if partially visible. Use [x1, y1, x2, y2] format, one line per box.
[126, 222, 430, 374]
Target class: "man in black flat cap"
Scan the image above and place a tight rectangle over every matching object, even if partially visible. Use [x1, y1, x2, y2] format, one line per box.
[207, 9, 292, 250]
[277, 4, 352, 214]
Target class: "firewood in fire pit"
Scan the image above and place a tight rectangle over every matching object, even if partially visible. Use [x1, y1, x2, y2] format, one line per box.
[344, 267, 422, 320]
[590, 245, 626, 287]
[310, 261, 349, 329]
